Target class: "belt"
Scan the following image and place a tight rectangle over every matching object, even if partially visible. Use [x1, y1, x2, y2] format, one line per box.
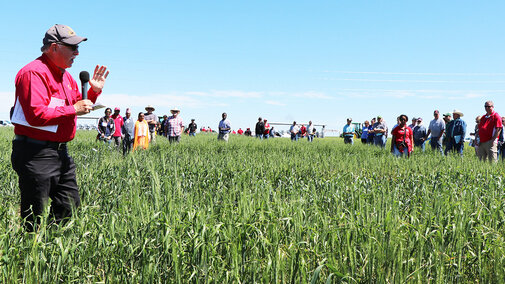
[14, 135, 67, 150]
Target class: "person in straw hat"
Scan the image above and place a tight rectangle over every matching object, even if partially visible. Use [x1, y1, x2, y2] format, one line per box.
[144, 105, 158, 143]
[165, 107, 184, 143]
[444, 109, 467, 156]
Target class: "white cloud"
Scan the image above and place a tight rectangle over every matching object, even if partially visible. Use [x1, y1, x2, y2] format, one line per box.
[322, 78, 505, 84]
[265, 100, 286, 106]
[321, 70, 505, 76]
[293, 91, 333, 100]
[463, 93, 485, 99]
[187, 90, 263, 98]
[100, 93, 205, 109]
[334, 89, 499, 100]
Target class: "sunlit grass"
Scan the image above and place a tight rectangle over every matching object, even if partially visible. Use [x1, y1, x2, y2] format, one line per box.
[0, 128, 504, 282]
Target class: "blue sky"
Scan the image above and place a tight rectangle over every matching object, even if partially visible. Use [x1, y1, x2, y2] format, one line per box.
[1, 1, 505, 134]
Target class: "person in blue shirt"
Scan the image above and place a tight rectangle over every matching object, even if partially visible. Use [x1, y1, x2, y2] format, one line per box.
[343, 118, 355, 145]
[372, 116, 388, 148]
[361, 120, 370, 144]
[412, 117, 427, 151]
[218, 112, 231, 142]
[444, 110, 467, 156]
[497, 116, 505, 161]
[367, 118, 376, 144]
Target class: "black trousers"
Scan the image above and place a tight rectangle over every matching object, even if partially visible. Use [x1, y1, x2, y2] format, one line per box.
[11, 140, 80, 231]
[168, 136, 180, 143]
[122, 136, 134, 155]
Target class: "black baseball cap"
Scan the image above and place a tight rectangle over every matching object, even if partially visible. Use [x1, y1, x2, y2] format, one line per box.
[43, 24, 87, 46]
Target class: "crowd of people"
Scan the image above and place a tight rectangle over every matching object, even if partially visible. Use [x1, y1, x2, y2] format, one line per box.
[96, 104, 237, 152]
[96, 107, 328, 152]
[96, 100, 504, 162]
[351, 101, 503, 161]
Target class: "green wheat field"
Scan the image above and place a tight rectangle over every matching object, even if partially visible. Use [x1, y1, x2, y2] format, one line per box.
[1, 128, 504, 283]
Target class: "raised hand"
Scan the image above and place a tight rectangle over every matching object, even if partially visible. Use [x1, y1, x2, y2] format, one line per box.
[89, 65, 110, 93]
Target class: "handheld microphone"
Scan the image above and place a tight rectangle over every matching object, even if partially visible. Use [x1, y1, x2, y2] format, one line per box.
[79, 71, 90, 100]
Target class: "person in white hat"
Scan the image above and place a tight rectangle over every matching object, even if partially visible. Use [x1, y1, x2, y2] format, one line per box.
[412, 117, 427, 151]
[144, 105, 158, 143]
[444, 109, 467, 156]
[165, 107, 184, 143]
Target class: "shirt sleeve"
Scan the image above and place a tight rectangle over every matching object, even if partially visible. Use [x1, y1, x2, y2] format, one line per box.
[496, 114, 503, 128]
[16, 71, 76, 126]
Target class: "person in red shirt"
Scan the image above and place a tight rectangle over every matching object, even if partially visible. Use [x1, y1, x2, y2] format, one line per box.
[111, 107, 124, 149]
[477, 100, 503, 162]
[237, 128, 244, 135]
[390, 114, 414, 157]
[10, 24, 109, 231]
[300, 124, 307, 137]
[263, 119, 270, 139]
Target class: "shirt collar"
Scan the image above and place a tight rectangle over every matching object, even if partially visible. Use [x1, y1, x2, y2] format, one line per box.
[485, 111, 495, 118]
[41, 53, 65, 80]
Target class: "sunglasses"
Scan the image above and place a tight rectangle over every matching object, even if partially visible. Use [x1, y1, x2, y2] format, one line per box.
[485, 105, 493, 108]
[58, 42, 79, 51]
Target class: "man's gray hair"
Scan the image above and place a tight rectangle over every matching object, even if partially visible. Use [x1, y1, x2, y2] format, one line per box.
[40, 43, 52, 53]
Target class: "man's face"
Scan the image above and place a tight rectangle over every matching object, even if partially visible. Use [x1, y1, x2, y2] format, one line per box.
[125, 111, 131, 118]
[433, 111, 439, 119]
[222, 113, 227, 120]
[485, 103, 494, 114]
[347, 120, 352, 125]
[114, 110, 120, 116]
[51, 43, 79, 69]
[453, 113, 460, 120]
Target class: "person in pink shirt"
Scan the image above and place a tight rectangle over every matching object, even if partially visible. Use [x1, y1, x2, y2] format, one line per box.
[111, 107, 124, 149]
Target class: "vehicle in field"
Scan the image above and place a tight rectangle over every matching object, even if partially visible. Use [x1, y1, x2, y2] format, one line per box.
[0, 120, 14, 127]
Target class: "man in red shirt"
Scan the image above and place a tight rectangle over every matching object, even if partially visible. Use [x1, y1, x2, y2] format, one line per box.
[300, 124, 307, 137]
[111, 107, 124, 149]
[477, 100, 502, 162]
[237, 128, 244, 135]
[10, 24, 109, 231]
